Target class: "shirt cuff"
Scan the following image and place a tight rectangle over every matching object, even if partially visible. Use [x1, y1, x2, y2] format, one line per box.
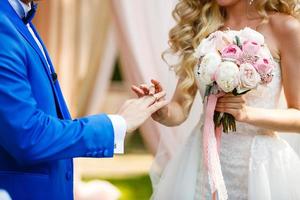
[108, 115, 127, 154]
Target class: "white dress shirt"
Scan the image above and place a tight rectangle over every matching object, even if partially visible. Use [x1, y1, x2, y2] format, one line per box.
[8, 0, 127, 154]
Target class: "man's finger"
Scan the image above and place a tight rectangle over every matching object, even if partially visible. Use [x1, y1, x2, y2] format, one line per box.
[148, 100, 169, 113]
[142, 91, 166, 106]
[153, 91, 166, 100]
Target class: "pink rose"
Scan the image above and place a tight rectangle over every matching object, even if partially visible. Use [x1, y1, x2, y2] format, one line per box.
[214, 31, 232, 52]
[237, 63, 260, 93]
[254, 58, 274, 75]
[242, 40, 260, 56]
[221, 44, 242, 61]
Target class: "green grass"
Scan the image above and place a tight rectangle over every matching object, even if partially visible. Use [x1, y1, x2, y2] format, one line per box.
[84, 175, 152, 200]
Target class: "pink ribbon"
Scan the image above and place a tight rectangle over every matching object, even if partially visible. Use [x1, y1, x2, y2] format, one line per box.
[203, 94, 228, 200]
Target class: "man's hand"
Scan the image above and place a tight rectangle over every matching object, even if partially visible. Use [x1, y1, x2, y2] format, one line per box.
[118, 91, 168, 133]
[131, 79, 169, 122]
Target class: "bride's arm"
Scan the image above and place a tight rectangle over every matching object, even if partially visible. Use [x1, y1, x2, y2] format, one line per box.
[153, 79, 197, 127]
[216, 16, 300, 133]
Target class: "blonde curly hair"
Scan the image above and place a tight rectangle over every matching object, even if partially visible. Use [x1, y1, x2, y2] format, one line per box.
[167, 0, 300, 114]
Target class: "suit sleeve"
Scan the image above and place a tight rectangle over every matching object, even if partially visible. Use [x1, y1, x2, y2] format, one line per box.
[0, 21, 115, 166]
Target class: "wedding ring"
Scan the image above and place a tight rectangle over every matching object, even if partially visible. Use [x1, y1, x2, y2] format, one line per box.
[149, 85, 156, 95]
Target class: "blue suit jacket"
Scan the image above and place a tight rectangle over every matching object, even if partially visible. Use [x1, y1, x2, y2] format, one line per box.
[0, 0, 115, 199]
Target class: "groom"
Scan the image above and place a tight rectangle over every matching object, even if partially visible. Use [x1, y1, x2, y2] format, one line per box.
[0, 0, 167, 199]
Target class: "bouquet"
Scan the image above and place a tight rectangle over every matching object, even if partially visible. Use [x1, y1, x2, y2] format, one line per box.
[194, 28, 275, 133]
[193, 28, 275, 200]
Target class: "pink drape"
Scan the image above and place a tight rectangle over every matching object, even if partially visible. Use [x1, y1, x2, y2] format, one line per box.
[111, 0, 202, 162]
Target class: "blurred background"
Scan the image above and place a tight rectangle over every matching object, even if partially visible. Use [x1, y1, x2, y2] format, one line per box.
[32, 0, 201, 199]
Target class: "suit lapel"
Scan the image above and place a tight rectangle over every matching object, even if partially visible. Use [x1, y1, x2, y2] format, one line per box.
[30, 24, 72, 119]
[1, 0, 71, 119]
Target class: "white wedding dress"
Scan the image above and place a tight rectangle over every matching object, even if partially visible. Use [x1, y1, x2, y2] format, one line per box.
[151, 31, 300, 200]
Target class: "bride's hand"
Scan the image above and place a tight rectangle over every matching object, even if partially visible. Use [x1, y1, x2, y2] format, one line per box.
[215, 93, 249, 122]
[131, 79, 169, 121]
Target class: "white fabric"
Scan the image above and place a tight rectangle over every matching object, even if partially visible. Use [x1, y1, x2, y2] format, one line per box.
[19, 0, 31, 12]
[108, 115, 127, 154]
[151, 30, 300, 199]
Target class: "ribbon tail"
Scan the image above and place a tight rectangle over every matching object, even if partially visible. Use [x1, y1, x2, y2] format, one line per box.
[203, 94, 228, 200]
[215, 126, 222, 154]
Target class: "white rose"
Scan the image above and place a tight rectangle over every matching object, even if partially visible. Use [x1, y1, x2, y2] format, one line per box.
[193, 37, 218, 58]
[193, 31, 233, 58]
[239, 27, 265, 45]
[237, 63, 261, 93]
[215, 61, 239, 93]
[196, 52, 221, 85]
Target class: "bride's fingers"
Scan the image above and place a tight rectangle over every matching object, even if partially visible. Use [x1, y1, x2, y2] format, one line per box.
[218, 95, 246, 103]
[223, 93, 235, 97]
[151, 79, 163, 93]
[131, 85, 145, 97]
[151, 79, 160, 85]
[218, 97, 244, 103]
[216, 102, 243, 109]
[140, 84, 150, 95]
[215, 107, 235, 114]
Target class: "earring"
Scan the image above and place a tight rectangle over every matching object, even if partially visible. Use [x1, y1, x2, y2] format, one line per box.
[249, 0, 254, 5]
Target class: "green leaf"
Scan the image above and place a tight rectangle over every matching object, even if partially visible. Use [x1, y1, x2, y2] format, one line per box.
[235, 35, 242, 49]
[204, 85, 213, 97]
[232, 88, 251, 96]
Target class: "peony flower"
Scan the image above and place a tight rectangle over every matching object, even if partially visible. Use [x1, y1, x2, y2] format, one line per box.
[193, 31, 233, 58]
[214, 31, 233, 52]
[237, 63, 261, 93]
[215, 61, 240, 92]
[242, 40, 261, 56]
[194, 36, 218, 58]
[221, 44, 242, 62]
[254, 58, 274, 75]
[197, 52, 222, 85]
[239, 27, 265, 45]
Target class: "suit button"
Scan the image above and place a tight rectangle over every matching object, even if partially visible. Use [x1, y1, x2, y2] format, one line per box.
[103, 149, 110, 157]
[65, 171, 72, 181]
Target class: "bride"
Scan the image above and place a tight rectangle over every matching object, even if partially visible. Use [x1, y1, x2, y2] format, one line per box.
[132, 0, 300, 199]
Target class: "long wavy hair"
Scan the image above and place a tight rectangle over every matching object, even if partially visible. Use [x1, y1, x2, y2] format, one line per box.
[167, 0, 300, 114]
